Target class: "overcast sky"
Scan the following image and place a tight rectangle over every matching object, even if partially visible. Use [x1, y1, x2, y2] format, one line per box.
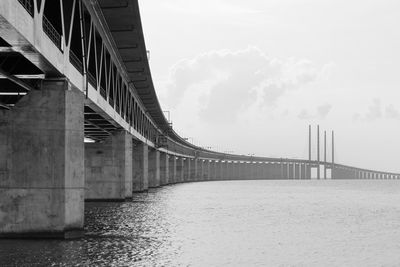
[140, 0, 400, 173]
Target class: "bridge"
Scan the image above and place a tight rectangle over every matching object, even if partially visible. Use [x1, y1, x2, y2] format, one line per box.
[0, 0, 399, 239]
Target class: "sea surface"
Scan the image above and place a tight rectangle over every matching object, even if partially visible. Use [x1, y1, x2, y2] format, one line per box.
[1, 180, 400, 266]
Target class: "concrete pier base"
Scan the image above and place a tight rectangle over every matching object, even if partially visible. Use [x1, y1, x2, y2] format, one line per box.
[85, 131, 133, 201]
[0, 80, 84, 239]
[132, 142, 148, 192]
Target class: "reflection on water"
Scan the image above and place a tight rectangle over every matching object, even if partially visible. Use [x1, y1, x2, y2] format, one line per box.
[1, 180, 400, 266]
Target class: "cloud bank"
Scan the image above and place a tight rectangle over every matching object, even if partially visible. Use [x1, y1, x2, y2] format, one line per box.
[353, 98, 400, 122]
[162, 47, 328, 124]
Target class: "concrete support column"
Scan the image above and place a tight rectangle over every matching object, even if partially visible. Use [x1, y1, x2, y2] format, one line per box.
[239, 162, 245, 180]
[280, 162, 284, 179]
[209, 161, 214, 180]
[236, 162, 242, 180]
[222, 161, 227, 180]
[243, 162, 248, 180]
[218, 161, 222, 180]
[225, 161, 229, 180]
[289, 163, 294, 179]
[196, 160, 201, 181]
[254, 162, 259, 179]
[254, 163, 260, 179]
[231, 162, 236, 180]
[198, 160, 203, 181]
[159, 152, 169, 186]
[247, 162, 253, 179]
[85, 130, 133, 201]
[301, 164, 306, 179]
[203, 160, 207, 180]
[229, 161, 233, 180]
[190, 159, 196, 181]
[294, 163, 300, 179]
[207, 160, 211, 180]
[168, 155, 177, 184]
[148, 149, 160, 188]
[307, 164, 312, 179]
[263, 163, 269, 180]
[0, 80, 84, 238]
[176, 157, 184, 183]
[260, 163, 264, 179]
[282, 163, 288, 179]
[232, 162, 237, 180]
[260, 163, 265, 179]
[271, 163, 279, 179]
[183, 158, 191, 182]
[132, 142, 148, 192]
[192, 159, 198, 181]
[214, 161, 218, 180]
[266, 163, 272, 179]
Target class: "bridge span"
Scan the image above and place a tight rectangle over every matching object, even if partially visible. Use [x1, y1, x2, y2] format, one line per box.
[0, 0, 399, 238]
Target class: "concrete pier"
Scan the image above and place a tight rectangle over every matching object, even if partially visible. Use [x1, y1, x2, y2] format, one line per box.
[160, 153, 169, 186]
[0, 80, 84, 239]
[85, 131, 133, 201]
[191, 159, 197, 181]
[169, 155, 177, 184]
[206, 160, 211, 180]
[294, 164, 300, 179]
[183, 158, 191, 182]
[148, 149, 160, 188]
[176, 158, 184, 183]
[132, 142, 149, 192]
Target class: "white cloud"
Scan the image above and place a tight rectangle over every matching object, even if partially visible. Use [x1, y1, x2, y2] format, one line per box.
[298, 104, 332, 120]
[353, 99, 400, 122]
[162, 47, 328, 124]
[385, 105, 400, 120]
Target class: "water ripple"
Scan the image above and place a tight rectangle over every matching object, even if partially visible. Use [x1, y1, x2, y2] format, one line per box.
[1, 180, 400, 266]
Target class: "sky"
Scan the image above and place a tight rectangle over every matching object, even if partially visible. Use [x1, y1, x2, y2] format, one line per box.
[139, 0, 400, 173]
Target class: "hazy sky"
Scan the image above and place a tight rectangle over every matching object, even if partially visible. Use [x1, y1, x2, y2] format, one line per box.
[140, 0, 400, 172]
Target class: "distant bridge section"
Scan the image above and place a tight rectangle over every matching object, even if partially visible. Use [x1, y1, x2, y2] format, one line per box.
[0, 0, 398, 239]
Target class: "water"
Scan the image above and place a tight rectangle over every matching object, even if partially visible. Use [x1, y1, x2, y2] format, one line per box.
[1, 180, 400, 266]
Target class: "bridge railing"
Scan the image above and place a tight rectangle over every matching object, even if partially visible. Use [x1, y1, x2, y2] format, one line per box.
[17, 0, 33, 17]
[69, 51, 83, 74]
[43, 15, 62, 51]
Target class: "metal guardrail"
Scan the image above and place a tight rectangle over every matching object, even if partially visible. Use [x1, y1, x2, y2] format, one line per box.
[100, 87, 106, 99]
[87, 72, 96, 88]
[17, 0, 34, 17]
[69, 51, 83, 74]
[43, 15, 62, 51]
